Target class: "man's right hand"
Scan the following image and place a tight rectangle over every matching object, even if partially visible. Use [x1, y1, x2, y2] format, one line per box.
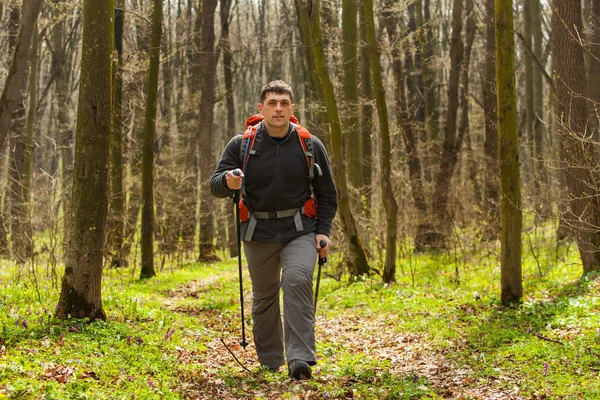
[226, 169, 244, 190]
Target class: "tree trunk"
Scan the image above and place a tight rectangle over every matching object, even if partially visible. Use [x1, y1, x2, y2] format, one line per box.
[294, 0, 328, 142]
[532, 0, 545, 199]
[306, 0, 370, 277]
[483, 0, 499, 239]
[140, 0, 162, 279]
[381, 0, 430, 253]
[109, 3, 125, 267]
[342, 0, 361, 190]
[52, 0, 76, 255]
[56, 0, 113, 320]
[0, 0, 43, 180]
[359, 1, 373, 218]
[220, 0, 238, 259]
[496, 0, 523, 304]
[10, 22, 39, 263]
[422, 0, 439, 183]
[197, 0, 219, 262]
[366, 0, 398, 283]
[427, 0, 464, 248]
[588, 0, 600, 148]
[523, 0, 535, 178]
[552, 0, 600, 275]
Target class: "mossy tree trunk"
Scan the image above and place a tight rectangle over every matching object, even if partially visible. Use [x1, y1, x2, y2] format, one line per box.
[56, 0, 114, 320]
[342, 0, 361, 190]
[306, 0, 370, 277]
[552, 0, 600, 275]
[365, 0, 398, 283]
[197, 0, 219, 262]
[140, 0, 163, 279]
[496, 0, 523, 304]
[359, 3, 373, 218]
[483, 0, 499, 239]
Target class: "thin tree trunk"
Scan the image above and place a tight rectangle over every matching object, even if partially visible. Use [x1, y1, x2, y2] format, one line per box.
[0, 0, 43, 184]
[342, 0, 361, 190]
[532, 0, 546, 211]
[381, 0, 430, 253]
[56, 0, 113, 320]
[483, 0, 500, 239]
[496, 0, 523, 304]
[523, 0, 535, 178]
[10, 23, 39, 263]
[422, 0, 439, 183]
[427, 0, 464, 248]
[140, 0, 162, 279]
[306, 0, 370, 277]
[359, 1, 373, 217]
[552, 0, 600, 275]
[221, 0, 238, 259]
[197, 0, 219, 262]
[366, 0, 397, 282]
[588, 0, 600, 148]
[109, 2, 125, 267]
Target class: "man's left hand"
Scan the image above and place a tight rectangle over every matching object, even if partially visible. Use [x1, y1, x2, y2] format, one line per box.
[316, 234, 331, 258]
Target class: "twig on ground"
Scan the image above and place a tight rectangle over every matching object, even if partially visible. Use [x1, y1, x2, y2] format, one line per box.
[220, 338, 254, 374]
[533, 333, 564, 346]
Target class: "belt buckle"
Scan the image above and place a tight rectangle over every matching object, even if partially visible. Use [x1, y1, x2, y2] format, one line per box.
[268, 211, 277, 219]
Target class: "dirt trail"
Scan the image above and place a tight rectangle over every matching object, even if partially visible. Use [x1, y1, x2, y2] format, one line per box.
[167, 278, 521, 399]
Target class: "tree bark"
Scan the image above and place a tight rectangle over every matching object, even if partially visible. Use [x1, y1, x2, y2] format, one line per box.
[552, 0, 600, 274]
[10, 22, 39, 263]
[496, 0, 523, 304]
[588, 0, 600, 147]
[109, 3, 125, 267]
[359, 1, 373, 218]
[140, 0, 162, 279]
[366, 0, 398, 282]
[483, 0, 500, 239]
[0, 0, 43, 180]
[306, 0, 370, 277]
[381, 0, 430, 253]
[427, 0, 464, 248]
[197, 0, 219, 262]
[221, 0, 238, 259]
[56, 0, 113, 320]
[342, 0, 361, 190]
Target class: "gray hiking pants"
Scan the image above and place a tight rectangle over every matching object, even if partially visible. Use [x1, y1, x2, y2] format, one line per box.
[243, 232, 317, 369]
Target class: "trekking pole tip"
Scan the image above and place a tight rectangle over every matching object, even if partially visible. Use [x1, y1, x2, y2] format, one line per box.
[240, 339, 248, 348]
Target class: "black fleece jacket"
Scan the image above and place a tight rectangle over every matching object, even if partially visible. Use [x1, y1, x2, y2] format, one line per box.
[210, 122, 337, 242]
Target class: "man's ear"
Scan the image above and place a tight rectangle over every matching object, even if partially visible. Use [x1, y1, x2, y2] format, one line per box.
[291, 104, 295, 113]
[257, 103, 263, 114]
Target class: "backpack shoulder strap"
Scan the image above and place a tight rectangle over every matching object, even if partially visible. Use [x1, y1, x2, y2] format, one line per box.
[240, 125, 258, 176]
[293, 124, 323, 181]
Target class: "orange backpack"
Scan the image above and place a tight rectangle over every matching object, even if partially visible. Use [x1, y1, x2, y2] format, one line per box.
[238, 114, 321, 222]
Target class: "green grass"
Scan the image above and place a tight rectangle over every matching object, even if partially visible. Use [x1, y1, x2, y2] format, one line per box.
[1, 228, 599, 399]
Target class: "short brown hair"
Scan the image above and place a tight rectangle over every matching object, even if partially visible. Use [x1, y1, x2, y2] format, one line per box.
[260, 80, 294, 103]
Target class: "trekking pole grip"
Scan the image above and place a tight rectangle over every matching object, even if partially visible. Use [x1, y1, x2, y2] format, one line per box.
[319, 240, 327, 266]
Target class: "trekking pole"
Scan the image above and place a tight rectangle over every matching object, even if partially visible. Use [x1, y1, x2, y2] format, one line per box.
[314, 240, 328, 314]
[232, 170, 248, 348]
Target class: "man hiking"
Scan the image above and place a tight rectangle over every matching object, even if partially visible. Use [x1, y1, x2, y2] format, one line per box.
[210, 80, 337, 380]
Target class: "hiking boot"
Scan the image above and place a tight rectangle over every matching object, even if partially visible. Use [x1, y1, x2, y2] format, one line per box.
[288, 359, 312, 380]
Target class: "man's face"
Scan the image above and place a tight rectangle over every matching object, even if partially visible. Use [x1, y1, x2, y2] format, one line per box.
[258, 92, 294, 130]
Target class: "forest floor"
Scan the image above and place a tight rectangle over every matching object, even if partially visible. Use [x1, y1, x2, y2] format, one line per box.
[1, 235, 599, 399]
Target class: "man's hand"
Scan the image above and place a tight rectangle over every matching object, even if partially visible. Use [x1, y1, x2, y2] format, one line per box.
[316, 234, 331, 258]
[226, 169, 244, 190]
